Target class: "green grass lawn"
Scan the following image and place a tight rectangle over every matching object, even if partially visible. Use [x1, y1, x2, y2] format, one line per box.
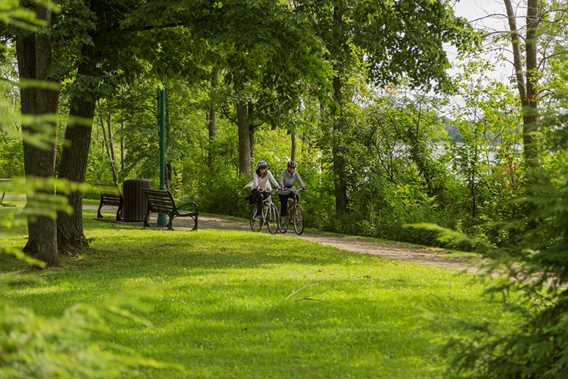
[0, 211, 514, 378]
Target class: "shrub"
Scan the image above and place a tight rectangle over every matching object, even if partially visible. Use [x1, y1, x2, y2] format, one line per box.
[0, 302, 178, 379]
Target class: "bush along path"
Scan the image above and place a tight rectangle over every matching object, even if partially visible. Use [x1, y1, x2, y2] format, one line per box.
[92, 204, 477, 271]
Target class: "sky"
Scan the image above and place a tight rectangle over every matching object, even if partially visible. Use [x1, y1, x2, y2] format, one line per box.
[451, 0, 516, 83]
[454, 0, 508, 28]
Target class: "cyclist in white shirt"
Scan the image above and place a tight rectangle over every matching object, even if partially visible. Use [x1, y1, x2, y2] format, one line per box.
[245, 160, 280, 218]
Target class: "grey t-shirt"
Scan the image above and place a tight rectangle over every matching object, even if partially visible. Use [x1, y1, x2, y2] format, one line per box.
[280, 170, 305, 189]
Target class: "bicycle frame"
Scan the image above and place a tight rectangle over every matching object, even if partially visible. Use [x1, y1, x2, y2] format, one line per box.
[279, 188, 305, 235]
[285, 188, 303, 215]
[249, 190, 280, 233]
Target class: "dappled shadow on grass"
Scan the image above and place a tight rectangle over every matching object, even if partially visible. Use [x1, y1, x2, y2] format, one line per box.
[1, 228, 361, 312]
[0, 222, 506, 378]
[78, 229, 354, 273]
[115, 278, 478, 378]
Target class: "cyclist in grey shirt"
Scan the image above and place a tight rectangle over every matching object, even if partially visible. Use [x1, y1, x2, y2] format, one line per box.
[279, 160, 306, 224]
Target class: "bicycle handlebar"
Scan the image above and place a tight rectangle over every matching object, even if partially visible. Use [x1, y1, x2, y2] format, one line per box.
[281, 187, 305, 193]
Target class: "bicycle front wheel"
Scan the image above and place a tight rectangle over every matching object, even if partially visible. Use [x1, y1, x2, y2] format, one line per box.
[266, 204, 280, 234]
[292, 204, 304, 235]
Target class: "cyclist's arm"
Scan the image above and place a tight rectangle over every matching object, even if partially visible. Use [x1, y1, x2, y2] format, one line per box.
[252, 173, 260, 189]
[279, 171, 286, 189]
[268, 172, 280, 190]
[296, 172, 306, 189]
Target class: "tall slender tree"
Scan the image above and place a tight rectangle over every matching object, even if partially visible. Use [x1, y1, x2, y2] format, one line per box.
[503, 0, 541, 173]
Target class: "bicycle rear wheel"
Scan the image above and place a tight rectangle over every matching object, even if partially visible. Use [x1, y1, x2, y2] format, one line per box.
[249, 207, 262, 232]
[266, 204, 280, 234]
[292, 204, 304, 235]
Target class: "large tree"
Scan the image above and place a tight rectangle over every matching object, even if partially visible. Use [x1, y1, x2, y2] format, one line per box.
[299, 0, 472, 215]
[55, 0, 157, 251]
[171, 0, 329, 176]
[15, 2, 60, 265]
[55, 0, 124, 251]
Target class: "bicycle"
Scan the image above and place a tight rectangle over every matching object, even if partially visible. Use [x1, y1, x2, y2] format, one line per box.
[280, 188, 305, 235]
[249, 191, 280, 234]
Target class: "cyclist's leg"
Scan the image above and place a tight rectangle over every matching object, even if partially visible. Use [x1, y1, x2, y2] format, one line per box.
[252, 189, 263, 217]
[279, 193, 288, 217]
[262, 192, 272, 216]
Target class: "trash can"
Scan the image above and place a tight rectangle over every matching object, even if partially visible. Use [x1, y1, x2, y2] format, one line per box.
[122, 179, 150, 222]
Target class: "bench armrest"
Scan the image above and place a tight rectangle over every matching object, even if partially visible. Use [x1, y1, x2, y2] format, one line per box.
[178, 200, 199, 213]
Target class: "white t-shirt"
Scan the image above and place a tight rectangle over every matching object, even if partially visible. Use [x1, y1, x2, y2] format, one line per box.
[244, 170, 280, 192]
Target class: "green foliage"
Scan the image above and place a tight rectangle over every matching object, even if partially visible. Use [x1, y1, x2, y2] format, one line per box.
[0, 0, 60, 31]
[0, 214, 515, 378]
[404, 223, 491, 252]
[441, 166, 568, 378]
[0, 180, 175, 378]
[0, 301, 180, 379]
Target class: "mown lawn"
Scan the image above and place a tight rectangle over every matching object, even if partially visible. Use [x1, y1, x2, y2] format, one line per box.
[0, 211, 514, 378]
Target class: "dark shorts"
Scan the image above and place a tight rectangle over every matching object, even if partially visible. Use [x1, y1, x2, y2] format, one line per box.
[249, 189, 269, 205]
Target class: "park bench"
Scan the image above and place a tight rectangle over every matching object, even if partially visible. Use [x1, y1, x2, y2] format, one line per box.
[97, 193, 123, 221]
[143, 189, 198, 231]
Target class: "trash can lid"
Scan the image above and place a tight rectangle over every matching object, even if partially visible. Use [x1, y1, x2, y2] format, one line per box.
[123, 178, 150, 183]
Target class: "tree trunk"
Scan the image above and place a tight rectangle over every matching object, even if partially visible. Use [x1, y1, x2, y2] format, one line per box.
[408, 139, 435, 195]
[291, 128, 297, 162]
[56, 47, 98, 252]
[16, 4, 59, 266]
[120, 121, 125, 171]
[236, 99, 252, 176]
[331, 2, 349, 216]
[206, 103, 217, 165]
[106, 112, 118, 182]
[503, 0, 540, 173]
[249, 125, 255, 161]
[471, 143, 478, 221]
[404, 115, 440, 198]
[332, 75, 348, 216]
[524, 0, 540, 172]
[99, 110, 118, 185]
[207, 68, 218, 167]
[503, 0, 527, 104]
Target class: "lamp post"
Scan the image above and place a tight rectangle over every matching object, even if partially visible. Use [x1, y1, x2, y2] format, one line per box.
[158, 85, 168, 226]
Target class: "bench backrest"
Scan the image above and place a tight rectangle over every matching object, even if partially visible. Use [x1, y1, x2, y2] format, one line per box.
[144, 189, 176, 213]
[100, 193, 122, 206]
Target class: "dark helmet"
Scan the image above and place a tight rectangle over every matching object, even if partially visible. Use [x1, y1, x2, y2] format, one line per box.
[287, 160, 296, 168]
[257, 160, 268, 169]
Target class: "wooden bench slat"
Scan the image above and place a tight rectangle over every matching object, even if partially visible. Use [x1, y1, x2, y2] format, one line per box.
[147, 201, 174, 208]
[101, 199, 121, 203]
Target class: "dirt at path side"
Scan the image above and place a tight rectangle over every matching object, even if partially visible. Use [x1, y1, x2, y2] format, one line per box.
[193, 215, 473, 270]
[298, 234, 477, 271]
[89, 202, 477, 271]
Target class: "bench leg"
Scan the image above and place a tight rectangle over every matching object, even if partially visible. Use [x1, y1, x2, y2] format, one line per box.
[144, 209, 151, 228]
[168, 213, 174, 230]
[116, 202, 123, 221]
[97, 201, 104, 219]
[193, 215, 198, 231]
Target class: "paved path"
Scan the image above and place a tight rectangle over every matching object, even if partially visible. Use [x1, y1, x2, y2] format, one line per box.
[93, 204, 476, 271]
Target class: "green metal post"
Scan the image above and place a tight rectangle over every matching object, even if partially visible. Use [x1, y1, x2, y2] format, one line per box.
[158, 85, 168, 226]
